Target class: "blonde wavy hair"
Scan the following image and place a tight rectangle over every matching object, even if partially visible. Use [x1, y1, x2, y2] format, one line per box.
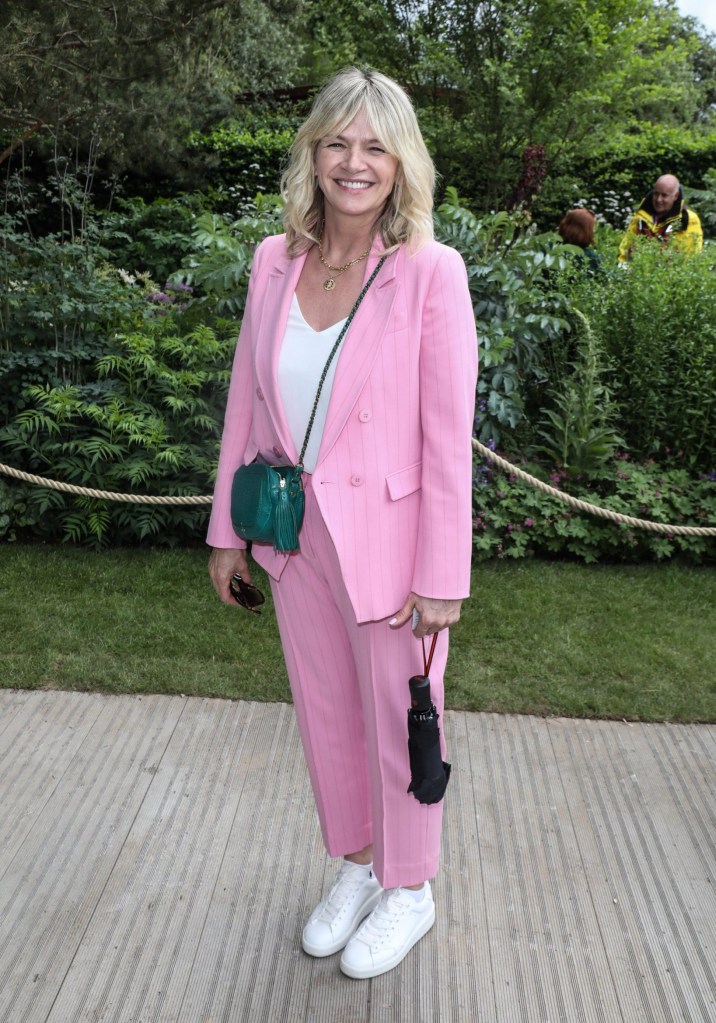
[281, 67, 435, 256]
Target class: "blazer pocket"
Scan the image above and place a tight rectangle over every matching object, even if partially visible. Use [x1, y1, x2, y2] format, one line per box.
[386, 461, 422, 501]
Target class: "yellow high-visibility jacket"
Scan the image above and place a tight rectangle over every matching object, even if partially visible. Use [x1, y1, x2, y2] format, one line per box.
[619, 191, 703, 261]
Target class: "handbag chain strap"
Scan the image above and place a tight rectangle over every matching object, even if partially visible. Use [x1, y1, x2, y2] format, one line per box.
[297, 255, 387, 469]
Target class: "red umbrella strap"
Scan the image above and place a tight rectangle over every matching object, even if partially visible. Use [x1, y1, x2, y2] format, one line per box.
[422, 633, 438, 676]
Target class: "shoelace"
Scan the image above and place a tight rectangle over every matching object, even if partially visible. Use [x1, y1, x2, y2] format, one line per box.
[355, 890, 408, 945]
[318, 864, 366, 923]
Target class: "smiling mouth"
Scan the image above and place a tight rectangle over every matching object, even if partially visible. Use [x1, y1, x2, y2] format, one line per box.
[336, 180, 372, 190]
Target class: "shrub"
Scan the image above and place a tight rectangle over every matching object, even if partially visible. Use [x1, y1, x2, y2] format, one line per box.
[186, 123, 297, 208]
[98, 195, 202, 283]
[0, 317, 235, 547]
[0, 206, 149, 424]
[174, 195, 284, 318]
[472, 452, 716, 564]
[434, 189, 572, 446]
[561, 242, 716, 470]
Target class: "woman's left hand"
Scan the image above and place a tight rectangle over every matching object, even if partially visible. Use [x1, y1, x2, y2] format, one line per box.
[389, 593, 463, 638]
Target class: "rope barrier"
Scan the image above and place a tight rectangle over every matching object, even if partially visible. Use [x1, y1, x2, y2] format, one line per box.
[1, 449, 715, 536]
[471, 439, 715, 537]
[0, 463, 212, 505]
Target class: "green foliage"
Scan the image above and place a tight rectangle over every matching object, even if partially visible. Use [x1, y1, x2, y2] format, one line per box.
[175, 196, 284, 318]
[0, 178, 150, 422]
[686, 167, 716, 233]
[97, 196, 202, 283]
[562, 240, 716, 469]
[472, 454, 716, 564]
[0, 318, 235, 547]
[187, 124, 297, 207]
[0, 0, 300, 185]
[534, 311, 623, 475]
[536, 124, 716, 230]
[434, 189, 572, 443]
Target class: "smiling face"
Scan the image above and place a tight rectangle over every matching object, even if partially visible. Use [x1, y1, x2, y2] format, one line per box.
[314, 108, 400, 227]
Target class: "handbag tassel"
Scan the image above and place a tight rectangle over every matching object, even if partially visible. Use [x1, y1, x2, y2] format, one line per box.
[272, 481, 300, 552]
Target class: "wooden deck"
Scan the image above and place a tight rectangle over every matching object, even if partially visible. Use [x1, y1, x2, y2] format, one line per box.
[1, 688, 715, 1022]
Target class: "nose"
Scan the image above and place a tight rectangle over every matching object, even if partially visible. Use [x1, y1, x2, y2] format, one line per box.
[342, 144, 367, 173]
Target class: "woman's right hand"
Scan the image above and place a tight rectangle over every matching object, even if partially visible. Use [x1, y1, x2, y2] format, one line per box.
[208, 547, 254, 605]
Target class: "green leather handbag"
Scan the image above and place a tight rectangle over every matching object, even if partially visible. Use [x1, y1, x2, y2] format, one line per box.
[230, 463, 305, 552]
[230, 255, 386, 553]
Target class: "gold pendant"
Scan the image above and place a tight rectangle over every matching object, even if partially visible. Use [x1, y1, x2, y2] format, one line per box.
[323, 277, 336, 291]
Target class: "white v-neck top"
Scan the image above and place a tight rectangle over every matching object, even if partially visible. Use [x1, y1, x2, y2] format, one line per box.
[277, 293, 348, 474]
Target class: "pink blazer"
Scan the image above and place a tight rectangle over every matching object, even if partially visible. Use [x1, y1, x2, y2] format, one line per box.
[207, 232, 478, 623]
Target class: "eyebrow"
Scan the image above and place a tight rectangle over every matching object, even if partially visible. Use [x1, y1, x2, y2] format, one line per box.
[326, 133, 384, 144]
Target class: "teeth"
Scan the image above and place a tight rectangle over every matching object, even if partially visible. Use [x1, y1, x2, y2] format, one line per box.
[338, 180, 371, 189]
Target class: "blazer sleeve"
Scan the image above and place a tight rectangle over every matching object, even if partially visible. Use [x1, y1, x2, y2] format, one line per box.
[205, 255, 260, 550]
[411, 244, 478, 600]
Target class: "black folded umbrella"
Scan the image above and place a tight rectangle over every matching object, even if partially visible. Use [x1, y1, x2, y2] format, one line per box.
[406, 634, 451, 805]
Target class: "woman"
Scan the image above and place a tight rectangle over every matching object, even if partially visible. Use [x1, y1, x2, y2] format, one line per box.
[557, 207, 601, 275]
[208, 67, 477, 979]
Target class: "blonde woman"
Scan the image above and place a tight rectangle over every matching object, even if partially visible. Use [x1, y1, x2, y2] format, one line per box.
[208, 67, 477, 978]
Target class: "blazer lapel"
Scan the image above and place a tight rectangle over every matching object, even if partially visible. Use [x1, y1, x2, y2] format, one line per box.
[254, 243, 307, 463]
[317, 238, 400, 464]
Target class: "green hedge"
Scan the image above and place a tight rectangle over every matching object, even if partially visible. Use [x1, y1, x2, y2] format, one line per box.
[535, 124, 716, 229]
[187, 124, 297, 206]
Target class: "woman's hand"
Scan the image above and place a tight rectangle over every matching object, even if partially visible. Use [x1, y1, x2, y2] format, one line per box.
[389, 593, 463, 638]
[208, 547, 253, 605]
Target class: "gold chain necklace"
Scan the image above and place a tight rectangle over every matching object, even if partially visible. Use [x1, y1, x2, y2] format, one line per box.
[318, 235, 370, 292]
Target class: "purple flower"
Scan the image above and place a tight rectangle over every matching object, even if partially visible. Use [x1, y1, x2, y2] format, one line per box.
[150, 292, 171, 303]
[524, 518, 533, 527]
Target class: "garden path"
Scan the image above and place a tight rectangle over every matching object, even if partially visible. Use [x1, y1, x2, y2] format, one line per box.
[1, 689, 715, 1023]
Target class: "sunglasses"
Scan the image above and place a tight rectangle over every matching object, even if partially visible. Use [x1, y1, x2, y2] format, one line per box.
[229, 574, 266, 614]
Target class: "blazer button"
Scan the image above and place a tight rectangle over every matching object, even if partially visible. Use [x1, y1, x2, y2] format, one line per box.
[358, 409, 372, 422]
[273, 446, 283, 458]
[350, 474, 363, 487]
[256, 387, 264, 400]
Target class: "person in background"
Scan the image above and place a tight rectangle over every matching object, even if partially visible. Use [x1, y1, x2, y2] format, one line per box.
[207, 67, 478, 979]
[557, 207, 601, 275]
[619, 174, 702, 261]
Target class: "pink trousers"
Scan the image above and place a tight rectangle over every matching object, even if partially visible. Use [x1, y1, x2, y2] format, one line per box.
[269, 479, 448, 889]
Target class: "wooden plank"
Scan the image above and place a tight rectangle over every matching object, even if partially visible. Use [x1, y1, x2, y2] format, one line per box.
[1, 691, 715, 1022]
[552, 718, 715, 1022]
[0, 692, 184, 1023]
[0, 691, 106, 874]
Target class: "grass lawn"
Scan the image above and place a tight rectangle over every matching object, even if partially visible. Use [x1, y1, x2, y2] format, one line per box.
[1, 544, 714, 722]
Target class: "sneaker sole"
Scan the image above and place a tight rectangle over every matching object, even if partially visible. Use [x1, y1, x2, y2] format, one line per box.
[339, 902, 436, 979]
[301, 888, 383, 957]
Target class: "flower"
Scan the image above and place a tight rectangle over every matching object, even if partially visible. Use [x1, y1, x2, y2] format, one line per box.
[524, 518, 534, 527]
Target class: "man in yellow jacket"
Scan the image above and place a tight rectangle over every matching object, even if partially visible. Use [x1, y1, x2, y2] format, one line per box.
[619, 174, 703, 261]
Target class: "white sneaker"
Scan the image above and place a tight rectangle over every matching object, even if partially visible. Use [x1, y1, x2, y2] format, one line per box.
[302, 861, 383, 957]
[339, 882, 436, 979]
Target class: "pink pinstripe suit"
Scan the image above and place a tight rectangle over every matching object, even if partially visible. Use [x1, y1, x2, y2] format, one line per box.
[207, 232, 478, 887]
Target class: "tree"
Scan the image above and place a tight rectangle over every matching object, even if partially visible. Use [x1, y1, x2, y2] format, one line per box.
[0, 0, 300, 181]
[296, 0, 716, 212]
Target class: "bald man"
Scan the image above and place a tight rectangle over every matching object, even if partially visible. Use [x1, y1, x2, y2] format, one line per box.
[619, 174, 703, 261]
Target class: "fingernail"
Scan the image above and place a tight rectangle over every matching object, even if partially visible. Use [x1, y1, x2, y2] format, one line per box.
[388, 617, 397, 625]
